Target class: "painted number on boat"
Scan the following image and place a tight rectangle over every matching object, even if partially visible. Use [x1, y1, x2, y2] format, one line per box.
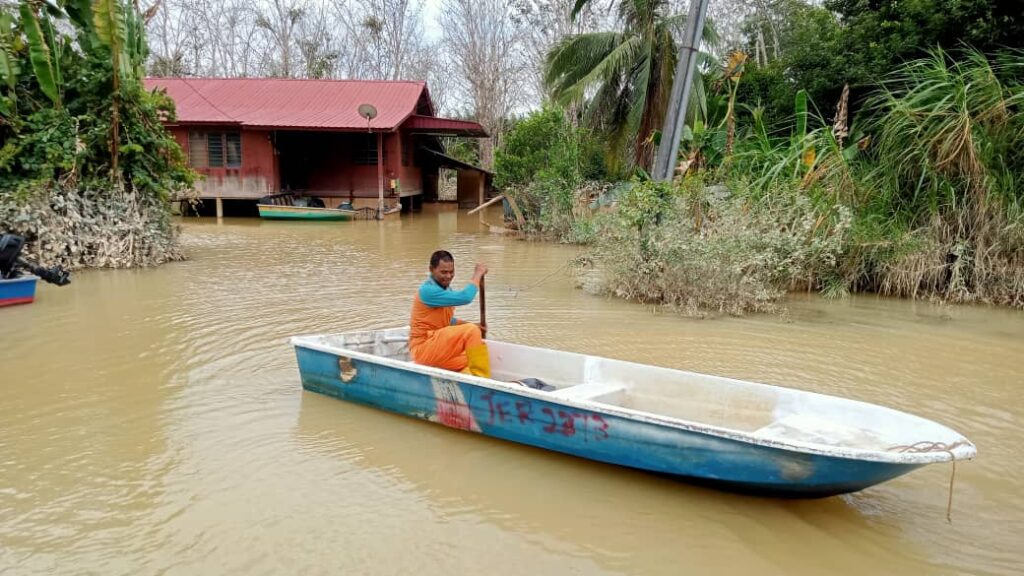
[480, 393, 610, 441]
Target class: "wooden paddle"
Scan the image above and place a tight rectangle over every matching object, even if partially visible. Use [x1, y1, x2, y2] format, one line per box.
[479, 274, 487, 339]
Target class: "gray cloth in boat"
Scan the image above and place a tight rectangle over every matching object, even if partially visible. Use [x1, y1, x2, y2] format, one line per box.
[513, 378, 556, 392]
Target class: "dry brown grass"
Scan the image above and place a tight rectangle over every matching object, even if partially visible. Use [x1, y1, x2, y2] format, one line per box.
[586, 182, 852, 316]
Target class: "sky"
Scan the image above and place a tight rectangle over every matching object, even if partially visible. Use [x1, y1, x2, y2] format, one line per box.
[421, 0, 444, 41]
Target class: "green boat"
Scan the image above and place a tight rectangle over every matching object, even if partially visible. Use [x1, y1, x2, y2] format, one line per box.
[257, 203, 356, 221]
[257, 193, 357, 221]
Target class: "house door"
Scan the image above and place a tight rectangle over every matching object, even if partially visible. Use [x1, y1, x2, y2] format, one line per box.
[277, 132, 311, 192]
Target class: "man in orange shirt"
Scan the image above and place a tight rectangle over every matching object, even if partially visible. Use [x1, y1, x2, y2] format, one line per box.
[409, 250, 490, 378]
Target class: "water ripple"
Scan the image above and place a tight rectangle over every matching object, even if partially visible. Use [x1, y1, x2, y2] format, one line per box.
[2, 207, 1021, 575]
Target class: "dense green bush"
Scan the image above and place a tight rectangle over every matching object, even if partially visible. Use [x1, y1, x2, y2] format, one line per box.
[0, 1, 193, 268]
[738, 0, 1024, 127]
[494, 107, 606, 240]
[495, 107, 604, 189]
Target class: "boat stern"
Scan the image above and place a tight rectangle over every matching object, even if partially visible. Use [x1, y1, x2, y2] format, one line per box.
[0, 275, 38, 307]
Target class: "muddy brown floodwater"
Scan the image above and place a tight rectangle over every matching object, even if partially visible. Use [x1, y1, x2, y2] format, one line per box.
[2, 205, 1021, 575]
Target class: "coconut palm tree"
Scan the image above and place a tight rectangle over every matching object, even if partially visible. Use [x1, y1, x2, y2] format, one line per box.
[544, 0, 718, 173]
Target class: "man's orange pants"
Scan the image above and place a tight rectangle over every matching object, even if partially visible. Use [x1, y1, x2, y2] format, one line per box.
[411, 323, 483, 372]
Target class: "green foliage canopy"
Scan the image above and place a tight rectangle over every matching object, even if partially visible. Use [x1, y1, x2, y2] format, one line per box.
[0, 0, 192, 197]
[739, 0, 1024, 126]
[544, 0, 717, 174]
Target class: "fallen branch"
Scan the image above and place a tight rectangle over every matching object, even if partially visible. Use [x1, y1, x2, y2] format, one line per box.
[467, 193, 505, 215]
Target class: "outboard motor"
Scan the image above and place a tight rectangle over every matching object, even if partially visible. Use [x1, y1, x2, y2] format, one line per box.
[0, 234, 23, 279]
[0, 234, 71, 286]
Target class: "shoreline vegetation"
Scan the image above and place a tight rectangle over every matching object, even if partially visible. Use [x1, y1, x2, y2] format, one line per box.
[497, 48, 1024, 314]
[496, 0, 1023, 315]
[497, 55, 1024, 314]
[2, 0, 1021, 315]
[497, 51, 1023, 315]
[0, 1, 192, 269]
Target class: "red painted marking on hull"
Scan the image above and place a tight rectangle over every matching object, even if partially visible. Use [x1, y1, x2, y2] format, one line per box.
[437, 399, 475, 430]
[0, 296, 34, 307]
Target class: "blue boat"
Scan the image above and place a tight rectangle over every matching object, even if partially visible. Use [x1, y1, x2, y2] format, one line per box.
[1, 234, 71, 305]
[291, 328, 976, 497]
[0, 275, 38, 307]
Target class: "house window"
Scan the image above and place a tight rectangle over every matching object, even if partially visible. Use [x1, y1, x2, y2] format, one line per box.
[225, 132, 242, 167]
[188, 131, 242, 168]
[188, 132, 208, 168]
[402, 134, 412, 166]
[354, 134, 386, 165]
[207, 132, 224, 167]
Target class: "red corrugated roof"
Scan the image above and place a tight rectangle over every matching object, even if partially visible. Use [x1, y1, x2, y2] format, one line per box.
[404, 115, 488, 137]
[145, 77, 471, 131]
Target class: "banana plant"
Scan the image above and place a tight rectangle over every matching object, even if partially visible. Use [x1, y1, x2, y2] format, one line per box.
[90, 0, 140, 179]
[93, 0, 127, 75]
[0, 11, 20, 119]
[19, 1, 62, 108]
[61, 0, 97, 43]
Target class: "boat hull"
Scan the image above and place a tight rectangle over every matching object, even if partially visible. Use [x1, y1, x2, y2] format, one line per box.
[257, 205, 355, 221]
[0, 275, 37, 307]
[294, 345, 922, 497]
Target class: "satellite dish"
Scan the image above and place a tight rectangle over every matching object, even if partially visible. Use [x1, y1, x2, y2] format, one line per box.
[358, 104, 378, 121]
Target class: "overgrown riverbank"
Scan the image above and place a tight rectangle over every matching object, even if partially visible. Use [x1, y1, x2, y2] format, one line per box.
[0, 1, 192, 269]
[497, 48, 1024, 314]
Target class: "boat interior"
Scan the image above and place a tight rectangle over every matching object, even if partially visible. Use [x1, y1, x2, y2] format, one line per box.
[302, 328, 969, 454]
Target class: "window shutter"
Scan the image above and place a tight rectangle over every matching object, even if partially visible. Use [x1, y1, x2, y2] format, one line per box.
[188, 132, 208, 168]
[225, 132, 242, 167]
[208, 132, 224, 167]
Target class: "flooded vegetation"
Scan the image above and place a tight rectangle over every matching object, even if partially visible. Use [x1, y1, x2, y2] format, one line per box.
[2, 1, 1022, 574]
[2, 209, 1022, 575]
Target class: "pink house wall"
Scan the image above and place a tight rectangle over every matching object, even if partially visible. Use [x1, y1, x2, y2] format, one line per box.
[171, 126, 277, 199]
[173, 127, 423, 200]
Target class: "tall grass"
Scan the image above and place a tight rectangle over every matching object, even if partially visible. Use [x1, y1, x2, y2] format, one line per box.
[866, 48, 1024, 219]
[517, 48, 1024, 313]
[860, 48, 1024, 306]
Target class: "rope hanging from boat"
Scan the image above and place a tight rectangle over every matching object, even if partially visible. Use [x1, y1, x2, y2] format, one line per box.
[482, 258, 579, 339]
[505, 257, 580, 296]
[887, 440, 971, 523]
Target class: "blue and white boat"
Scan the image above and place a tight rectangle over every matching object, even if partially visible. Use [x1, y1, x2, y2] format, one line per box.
[0, 275, 38, 307]
[1, 234, 71, 305]
[291, 327, 976, 497]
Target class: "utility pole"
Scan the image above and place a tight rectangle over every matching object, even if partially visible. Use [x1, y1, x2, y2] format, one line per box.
[376, 131, 385, 219]
[652, 0, 711, 182]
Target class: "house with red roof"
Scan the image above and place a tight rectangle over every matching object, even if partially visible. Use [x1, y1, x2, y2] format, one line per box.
[145, 77, 488, 215]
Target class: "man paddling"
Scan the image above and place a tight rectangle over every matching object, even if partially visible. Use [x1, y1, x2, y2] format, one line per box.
[409, 250, 490, 378]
